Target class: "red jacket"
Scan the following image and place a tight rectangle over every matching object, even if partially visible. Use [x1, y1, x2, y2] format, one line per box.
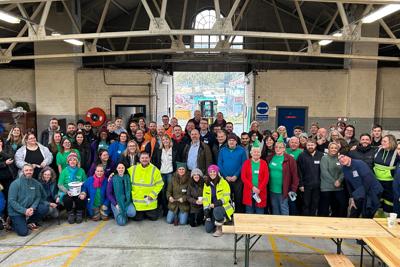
[241, 159, 270, 208]
[266, 153, 299, 199]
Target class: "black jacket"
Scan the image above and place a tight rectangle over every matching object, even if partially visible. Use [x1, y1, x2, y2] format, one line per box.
[172, 136, 190, 162]
[348, 145, 376, 170]
[120, 153, 140, 168]
[73, 142, 92, 172]
[298, 150, 324, 187]
[212, 142, 227, 164]
[200, 131, 216, 149]
[151, 147, 177, 173]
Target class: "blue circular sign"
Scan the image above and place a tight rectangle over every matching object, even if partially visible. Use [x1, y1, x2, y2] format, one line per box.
[256, 102, 269, 115]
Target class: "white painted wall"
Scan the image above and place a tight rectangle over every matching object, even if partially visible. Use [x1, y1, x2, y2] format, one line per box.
[0, 69, 35, 110]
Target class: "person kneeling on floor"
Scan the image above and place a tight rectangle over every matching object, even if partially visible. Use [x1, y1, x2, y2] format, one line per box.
[58, 152, 87, 224]
[166, 162, 190, 225]
[107, 163, 136, 226]
[203, 164, 234, 237]
[128, 152, 163, 221]
[83, 164, 110, 221]
[8, 164, 49, 236]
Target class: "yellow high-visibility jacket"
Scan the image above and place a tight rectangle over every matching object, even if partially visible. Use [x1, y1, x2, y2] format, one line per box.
[128, 163, 163, 211]
[203, 178, 234, 219]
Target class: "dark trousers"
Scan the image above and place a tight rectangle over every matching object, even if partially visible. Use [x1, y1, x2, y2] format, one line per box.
[62, 195, 86, 211]
[303, 185, 320, 216]
[188, 210, 204, 227]
[228, 179, 244, 213]
[10, 202, 48, 236]
[205, 206, 226, 233]
[159, 173, 172, 216]
[133, 209, 159, 221]
[318, 190, 347, 217]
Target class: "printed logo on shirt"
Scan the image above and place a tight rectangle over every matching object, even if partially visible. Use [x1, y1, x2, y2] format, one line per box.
[271, 162, 277, 166]
[352, 171, 359, 177]
[289, 154, 295, 158]
[254, 170, 259, 174]
[336, 162, 341, 166]
[182, 189, 187, 193]
[314, 161, 320, 164]
[30, 187, 35, 190]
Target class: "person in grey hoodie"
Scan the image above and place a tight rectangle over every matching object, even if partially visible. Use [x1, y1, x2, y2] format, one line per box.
[318, 142, 347, 217]
[8, 164, 52, 236]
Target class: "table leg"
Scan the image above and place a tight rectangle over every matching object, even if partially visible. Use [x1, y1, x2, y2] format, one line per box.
[372, 251, 375, 267]
[245, 234, 250, 267]
[360, 241, 364, 267]
[234, 234, 238, 265]
[336, 238, 343, 254]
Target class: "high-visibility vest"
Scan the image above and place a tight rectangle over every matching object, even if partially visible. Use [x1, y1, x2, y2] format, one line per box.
[128, 164, 163, 211]
[203, 177, 234, 219]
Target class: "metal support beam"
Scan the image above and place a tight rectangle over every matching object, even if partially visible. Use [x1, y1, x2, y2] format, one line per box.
[160, 0, 167, 19]
[5, 2, 44, 55]
[1, 29, 400, 45]
[301, 0, 400, 4]
[91, 0, 111, 50]
[271, 0, 291, 51]
[226, 0, 241, 23]
[337, 2, 351, 36]
[294, 0, 312, 49]
[141, 0, 155, 21]
[110, 0, 129, 15]
[61, 1, 81, 33]
[179, 0, 187, 42]
[380, 19, 400, 49]
[0, 0, 60, 4]
[2, 47, 399, 62]
[224, 0, 251, 48]
[123, 2, 142, 51]
[17, 3, 36, 35]
[214, 0, 220, 19]
[39, 0, 52, 27]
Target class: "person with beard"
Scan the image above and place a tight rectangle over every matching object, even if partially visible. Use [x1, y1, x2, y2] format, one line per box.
[225, 122, 240, 143]
[134, 129, 149, 153]
[73, 131, 91, 172]
[211, 112, 226, 132]
[316, 128, 329, 154]
[212, 130, 227, 164]
[166, 162, 190, 225]
[127, 121, 139, 140]
[183, 129, 213, 175]
[348, 133, 376, 169]
[40, 118, 61, 145]
[298, 138, 324, 216]
[161, 115, 173, 137]
[199, 118, 215, 149]
[188, 110, 202, 130]
[218, 133, 247, 213]
[308, 122, 319, 140]
[172, 125, 189, 162]
[65, 123, 77, 143]
[145, 125, 164, 158]
[144, 121, 157, 143]
[371, 124, 383, 149]
[83, 122, 96, 144]
[240, 132, 251, 158]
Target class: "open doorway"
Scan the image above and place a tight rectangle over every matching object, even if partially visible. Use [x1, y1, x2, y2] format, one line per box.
[173, 72, 246, 134]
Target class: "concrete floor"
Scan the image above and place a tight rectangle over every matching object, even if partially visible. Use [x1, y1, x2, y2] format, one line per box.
[0, 217, 371, 267]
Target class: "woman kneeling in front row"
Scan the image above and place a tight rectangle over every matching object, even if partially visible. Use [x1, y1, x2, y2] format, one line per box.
[203, 165, 234, 237]
[107, 163, 136, 226]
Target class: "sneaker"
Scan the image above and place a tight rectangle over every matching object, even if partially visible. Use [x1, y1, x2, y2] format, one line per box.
[67, 211, 76, 224]
[213, 226, 223, 237]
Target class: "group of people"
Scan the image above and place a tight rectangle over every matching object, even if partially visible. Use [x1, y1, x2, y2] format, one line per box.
[0, 111, 399, 238]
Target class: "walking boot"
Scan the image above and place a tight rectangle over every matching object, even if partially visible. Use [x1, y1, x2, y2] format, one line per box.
[213, 225, 223, 237]
[76, 210, 83, 224]
[67, 211, 76, 224]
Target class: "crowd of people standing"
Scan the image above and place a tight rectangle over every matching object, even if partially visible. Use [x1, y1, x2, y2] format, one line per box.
[0, 111, 399, 237]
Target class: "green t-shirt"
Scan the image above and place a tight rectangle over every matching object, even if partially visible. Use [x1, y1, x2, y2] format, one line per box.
[57, 167, 87, 190]
[93, 188, 102, 208]
[56, 149, 81, 170]
[285, 148, 303, 161]
[269, 154, 284, 193]
[251, 160, 260, 188]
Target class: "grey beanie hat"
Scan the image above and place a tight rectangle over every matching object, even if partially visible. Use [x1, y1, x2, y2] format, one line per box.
[191, 168, 204, 178]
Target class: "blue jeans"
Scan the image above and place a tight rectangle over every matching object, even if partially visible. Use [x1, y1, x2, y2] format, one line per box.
[270, 192, 289, 215]
[166, 210, 188, 225]
[160, 173, 173, 216]
[245, 200, 265, 214]
[205, 206, 226, 233]
[111, 203, 136, 226]
[10, 202, 48, 236]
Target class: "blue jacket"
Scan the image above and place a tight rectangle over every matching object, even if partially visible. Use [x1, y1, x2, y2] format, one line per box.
[394, 166, 400, 214]
[0, 191, 5, 217]
[108, 142, 127, 163]
[218, 146, 247, 178]
[342, 159, 383, 218]
[82, 176, 110, 217]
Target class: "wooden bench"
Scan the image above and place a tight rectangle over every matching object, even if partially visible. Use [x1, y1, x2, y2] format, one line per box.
[324, 254, 355, 267]
[222, 225, 235, 234]
[362, 237, 400, 267]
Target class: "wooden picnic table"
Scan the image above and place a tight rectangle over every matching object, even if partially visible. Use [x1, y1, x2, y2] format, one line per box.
[373, 218, 400, 238]
[362, 237, 400, 267]
[224, 214, 393, 267]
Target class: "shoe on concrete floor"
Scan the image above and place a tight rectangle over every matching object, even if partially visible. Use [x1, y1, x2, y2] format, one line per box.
[213, 226, 223, 237]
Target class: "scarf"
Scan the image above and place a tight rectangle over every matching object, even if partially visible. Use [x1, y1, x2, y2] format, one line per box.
[67, 166, 79, 182]
[93, 174, 105, 188]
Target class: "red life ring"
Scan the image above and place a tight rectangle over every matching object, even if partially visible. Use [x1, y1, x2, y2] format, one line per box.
[85, 107, 106, 127]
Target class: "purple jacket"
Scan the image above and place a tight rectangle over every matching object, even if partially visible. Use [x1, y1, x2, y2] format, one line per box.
[88, 160, 115, 178]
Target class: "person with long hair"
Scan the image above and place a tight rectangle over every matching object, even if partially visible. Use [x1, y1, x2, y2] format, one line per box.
[38, 167, 59, 219]
[107, 163, 136, 226]
[73, 131, 91, 172]
[261, 135, 275, 160]
[15, 133, 53, 179]
[6, 126, 24, 154]
[56, 137, 80, 173]
[90, 128, 110, 165]
[344, 125, 359, 150]
[203, 165, 234, 237]
[48, 131, 63, 176]
[88, 149, 115, 178]
[120, 140, 140, 168]
[373, 134, 399, 213]
[187, 168, 204, 227]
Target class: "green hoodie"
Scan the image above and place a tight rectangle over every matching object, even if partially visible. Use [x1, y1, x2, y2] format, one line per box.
[8, 176, 48, 217]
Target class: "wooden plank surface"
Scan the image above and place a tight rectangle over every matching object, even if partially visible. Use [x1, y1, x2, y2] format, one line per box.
[324, 254, 355, 267]
[222, 225, 235, 233]
[362, 237, 400, 267]
[232, 214, 392, 239]
[373, 218, 400, 238]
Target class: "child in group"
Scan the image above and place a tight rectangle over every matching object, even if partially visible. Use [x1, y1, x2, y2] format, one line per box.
[187, 168, 205, 227]
[166, 162, 190, 225]
[82, 164, 110, 221]
[107, 163, 136, 226]
[203, 165, 234, 237]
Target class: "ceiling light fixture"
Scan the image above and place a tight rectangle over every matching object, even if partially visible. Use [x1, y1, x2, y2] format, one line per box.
[318, 32, 342, 46]
[64, 39, 84, 46]
[362, 4, 400, 24]
[0, 11, 20, 24]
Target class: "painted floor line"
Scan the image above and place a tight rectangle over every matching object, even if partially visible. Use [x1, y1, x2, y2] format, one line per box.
[277, 236, 329, 255]
[10, 250, 74, 267]
[268, 236, 282, 267]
